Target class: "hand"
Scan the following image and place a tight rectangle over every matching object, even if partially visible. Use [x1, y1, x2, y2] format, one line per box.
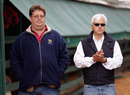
[95, 49, 104, 56]
[93, 49, 106, 63]
[93, 55, 106, 63]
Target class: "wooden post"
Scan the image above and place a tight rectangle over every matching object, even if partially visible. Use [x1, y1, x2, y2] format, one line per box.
[0, 0, 6, 94]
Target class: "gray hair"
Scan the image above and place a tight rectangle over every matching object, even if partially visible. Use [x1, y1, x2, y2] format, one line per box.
[91, 14, 107, 25]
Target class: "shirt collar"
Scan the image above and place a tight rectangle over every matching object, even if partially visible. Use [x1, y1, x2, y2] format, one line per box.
[93, 34, 104, 41]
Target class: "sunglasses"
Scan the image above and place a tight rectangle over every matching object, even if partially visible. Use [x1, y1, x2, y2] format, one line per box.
[94, 23, 105, 26]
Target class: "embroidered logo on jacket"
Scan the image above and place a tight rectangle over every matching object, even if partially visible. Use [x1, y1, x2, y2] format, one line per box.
[48, 39, 52, 45]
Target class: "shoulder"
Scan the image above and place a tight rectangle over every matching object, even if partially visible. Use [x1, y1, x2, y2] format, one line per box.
[81, 37, 90, 44]
[51, 29, 61, 36]
[50, 29, 64, 39]
[104, 32, 115, 42]
[14, 31, 29, 42]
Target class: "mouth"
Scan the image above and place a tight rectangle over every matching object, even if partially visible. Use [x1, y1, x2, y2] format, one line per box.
[98, 30, 102, 32]
[37, 21, 42, 23]
[36, 21, 43, 25]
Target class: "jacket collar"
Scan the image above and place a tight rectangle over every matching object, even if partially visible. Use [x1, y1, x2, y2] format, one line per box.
[87, 31, 114, 52]
[88, 31, 113, 42]
[26, 25, 52, 35]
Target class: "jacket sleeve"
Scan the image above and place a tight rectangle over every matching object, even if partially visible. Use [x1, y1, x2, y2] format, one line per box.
[10, 39, 22, 80]
[58, 36, 70, 77]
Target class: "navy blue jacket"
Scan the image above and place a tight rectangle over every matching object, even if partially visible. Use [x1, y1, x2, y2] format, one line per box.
[10, 25, 70, 91]
[81, 31, 115, 85]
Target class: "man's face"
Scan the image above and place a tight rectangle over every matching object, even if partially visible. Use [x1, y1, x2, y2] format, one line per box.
[91, 17, 106, 36]
[29, 10, 45, 31]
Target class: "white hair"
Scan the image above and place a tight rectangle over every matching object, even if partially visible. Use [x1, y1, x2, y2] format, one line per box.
[91, 14, 107, 25]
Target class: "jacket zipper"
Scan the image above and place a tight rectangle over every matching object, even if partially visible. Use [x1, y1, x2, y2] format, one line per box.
[30, 32, 48, 84]
[28, 30, 49, 84]
[39, 43, 43, 83]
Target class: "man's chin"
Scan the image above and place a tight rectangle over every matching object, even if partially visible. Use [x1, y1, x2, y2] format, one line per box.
[36, 25, 44, 28]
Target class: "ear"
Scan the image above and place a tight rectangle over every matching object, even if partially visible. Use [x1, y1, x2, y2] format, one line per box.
[91, 25, 94, 30]
[29, 16, 32, 22]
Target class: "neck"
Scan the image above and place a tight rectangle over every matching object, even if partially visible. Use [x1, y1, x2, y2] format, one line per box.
[32, 27, 45, 36]
[94, 34, 103, 41]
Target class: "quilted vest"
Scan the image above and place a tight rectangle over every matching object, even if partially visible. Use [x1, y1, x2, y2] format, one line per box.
[81, 31, 115, 85]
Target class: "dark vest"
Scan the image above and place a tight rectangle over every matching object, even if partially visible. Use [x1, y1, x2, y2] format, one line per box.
[81, 31, 115, 85]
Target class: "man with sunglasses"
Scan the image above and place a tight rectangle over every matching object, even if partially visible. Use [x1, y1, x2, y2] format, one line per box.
[74, 13, 123, 95]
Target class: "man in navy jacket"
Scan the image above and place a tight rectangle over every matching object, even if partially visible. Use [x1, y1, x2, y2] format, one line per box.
[10, 4, 70, 95]
[74, 14, 123, 95]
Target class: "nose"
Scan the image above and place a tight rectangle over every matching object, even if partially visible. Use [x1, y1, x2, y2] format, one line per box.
[98, 25, 102, 28]
[38, 16, 42, 19]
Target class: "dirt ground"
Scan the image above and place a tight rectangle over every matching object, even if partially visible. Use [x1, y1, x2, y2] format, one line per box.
[115, 71, 130, 95]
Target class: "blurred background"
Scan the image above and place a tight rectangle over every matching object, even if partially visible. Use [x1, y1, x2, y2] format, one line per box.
[0, 0, 130, 95]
